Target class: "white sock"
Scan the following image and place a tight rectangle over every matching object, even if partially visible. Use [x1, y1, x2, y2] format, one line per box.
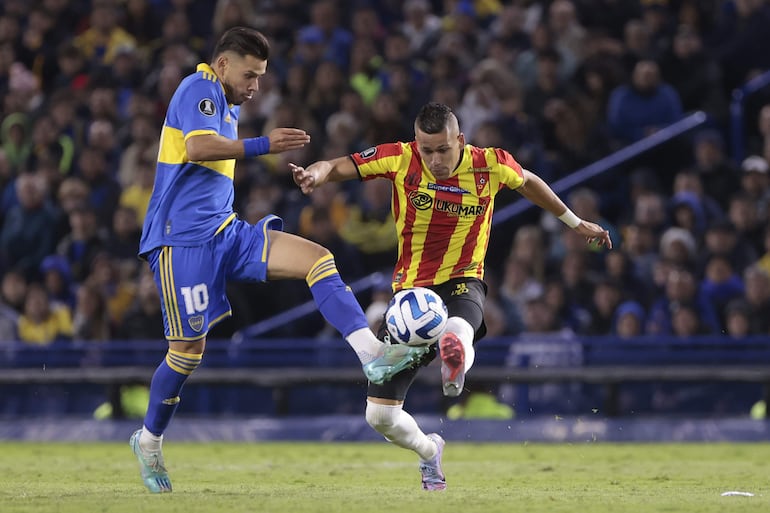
[365, 400, 437, 460]
[346, 328, 385, 364]
[445, 316, 476, 373]
[139, 426, 163, 453]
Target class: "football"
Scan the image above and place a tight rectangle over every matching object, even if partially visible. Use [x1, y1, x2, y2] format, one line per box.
[385, 287, 448, 346]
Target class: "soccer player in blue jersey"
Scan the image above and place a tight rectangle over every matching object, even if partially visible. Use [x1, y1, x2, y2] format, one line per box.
[129, 27, 427, 494]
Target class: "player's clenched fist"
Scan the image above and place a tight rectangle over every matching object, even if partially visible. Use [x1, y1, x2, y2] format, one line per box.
[267, 128, 310, 153]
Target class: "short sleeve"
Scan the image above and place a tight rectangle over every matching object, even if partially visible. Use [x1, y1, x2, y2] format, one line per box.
[175, 79, 223, 139]
[494, 148, 524, 189]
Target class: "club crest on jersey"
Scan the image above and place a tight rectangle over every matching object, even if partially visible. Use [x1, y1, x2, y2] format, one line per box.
[359, 147, 377, 159]
[188, 315, 204, 332]
[409, 191, 433, 210]
[198, 98, 216, 116]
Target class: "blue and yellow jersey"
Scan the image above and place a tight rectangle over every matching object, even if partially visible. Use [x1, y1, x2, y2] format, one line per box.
[139, 63, 240, 256]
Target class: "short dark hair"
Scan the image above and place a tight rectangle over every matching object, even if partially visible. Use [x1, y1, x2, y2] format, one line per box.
[212, 27, 270, 61]
[415, 102, 453, 134]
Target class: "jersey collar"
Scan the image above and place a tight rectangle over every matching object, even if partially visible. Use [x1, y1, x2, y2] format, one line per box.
[197, 63, 231, 106]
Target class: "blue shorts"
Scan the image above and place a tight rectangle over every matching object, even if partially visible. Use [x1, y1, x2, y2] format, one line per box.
[146, 215, 283, 341]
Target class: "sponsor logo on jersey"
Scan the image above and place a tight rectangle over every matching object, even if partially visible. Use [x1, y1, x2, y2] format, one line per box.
[189, 315, 204, 332]
[435, 199, 486, 217]
[359, 147, 377, 159]
[198, 98, 216, 116]
[428, 183, 470, 194]
[470, 166, 491, 173]
[409, 191, 433, 210]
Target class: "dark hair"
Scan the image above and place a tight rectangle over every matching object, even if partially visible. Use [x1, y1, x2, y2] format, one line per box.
[415, 102, 454, 134]
[212, 27, 270, 61]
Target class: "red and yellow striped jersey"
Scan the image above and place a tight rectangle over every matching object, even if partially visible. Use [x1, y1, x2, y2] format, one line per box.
[350, 142, 524, 290]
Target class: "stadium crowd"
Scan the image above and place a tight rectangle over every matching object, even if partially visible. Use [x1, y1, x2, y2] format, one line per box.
[0, 0, 769, 346]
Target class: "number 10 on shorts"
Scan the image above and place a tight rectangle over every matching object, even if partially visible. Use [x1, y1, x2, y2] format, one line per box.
[180, 284, 209, 314]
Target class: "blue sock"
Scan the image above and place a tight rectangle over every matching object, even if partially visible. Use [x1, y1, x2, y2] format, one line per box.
[306, 254, 369, 338]
[143, 350, 202, 436]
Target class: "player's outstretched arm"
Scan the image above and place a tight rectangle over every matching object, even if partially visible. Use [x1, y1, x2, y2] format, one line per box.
[185, 128, 310, 161]
[516, 169, 613, 249]
[290, 156, 358, 194]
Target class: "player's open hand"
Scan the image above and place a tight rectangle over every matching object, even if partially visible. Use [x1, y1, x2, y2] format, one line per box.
[575, 221, 612, 249]
[290, 161, 331, 194]
[268, 128, 310, 153]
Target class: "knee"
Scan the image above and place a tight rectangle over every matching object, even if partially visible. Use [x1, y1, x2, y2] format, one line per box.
[365, 400, 401, 433]
[169, 338, 206, 357]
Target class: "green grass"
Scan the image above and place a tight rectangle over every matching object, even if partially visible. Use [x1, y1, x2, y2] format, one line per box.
[1, 442, 769, 513]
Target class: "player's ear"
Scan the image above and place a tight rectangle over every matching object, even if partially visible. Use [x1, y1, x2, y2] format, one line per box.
[458, 133, 465, 146]
[215, 54, 228, 73]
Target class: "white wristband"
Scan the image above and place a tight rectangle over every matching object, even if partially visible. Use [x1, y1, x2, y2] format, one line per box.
[558, 208, 582, 228]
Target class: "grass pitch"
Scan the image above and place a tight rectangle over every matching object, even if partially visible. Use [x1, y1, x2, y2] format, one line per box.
[1, 441, 769, 513]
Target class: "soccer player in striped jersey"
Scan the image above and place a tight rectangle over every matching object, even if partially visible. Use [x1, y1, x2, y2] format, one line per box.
[129, 27, 427, 494]
[291, 102, 612, 490]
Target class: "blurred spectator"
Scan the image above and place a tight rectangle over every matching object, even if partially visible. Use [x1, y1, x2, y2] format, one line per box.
[724, 298, 751, 338]
[658, 226, 697, 269]
[697, 219, 757, 278]
[584, 278, 623, 335]
[74, 1, 137, 66]
[17, 283, 73, 345]
[739, 155, 770, 220]
[604, 249, 651, 305]
[711, 0, 770, 92]
[690, 129, 739, 210]
[72, 280, 111, 342]
[613, 300, 646, 338]
[498, 256, 543, 329]
[87, 252, 136, 326]
[671, 170, 724, 225]
[620, 18, 652, 73]
[758, 225, 770, 277]
[76, 146, 121, 226]
[339, 178, 398, 274]
[743, 265, 770, 334]
[56, 206, 107, 282]
[728, 192, 765, 255]
[300, 0, 353, 72]
[607, 59, 683, 145]
[0, 172, 59, 278]
[542, 277, 587, 333]
[515, 23, 574, 91]
[700, 254, 745, 324]
[106, 205, 141, 269]
[670, 302, 706, 337]
[647, 267, 719, 335]
[40, 254, 76, 310]
[548, 0, 587, 68]
[297, 180, 349, 239]
[659, 24, 725, 118]
[119, 159, 154, 225]
[668, 191, 707, 240]
[115, 267, 164, 340]
[1, 112, 31, 173]
[402, 0, 442, 58]
[1, 268, 27, 316]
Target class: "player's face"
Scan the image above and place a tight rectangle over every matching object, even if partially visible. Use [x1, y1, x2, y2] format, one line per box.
[415, 125, 465, 180]
[218, 52, 267, 105]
